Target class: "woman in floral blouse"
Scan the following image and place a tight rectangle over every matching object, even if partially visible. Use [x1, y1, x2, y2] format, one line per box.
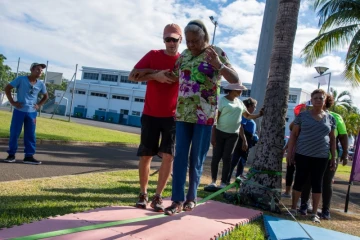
[164, 19, 239, 215]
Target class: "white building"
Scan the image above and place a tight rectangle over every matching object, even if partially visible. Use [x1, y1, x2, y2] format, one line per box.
[54, 66, 311, 135]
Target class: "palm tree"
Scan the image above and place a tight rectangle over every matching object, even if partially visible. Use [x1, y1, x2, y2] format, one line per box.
[301, 0, 360, 86]
[239, 0, 301, 212]
[329, 88, 353, 111]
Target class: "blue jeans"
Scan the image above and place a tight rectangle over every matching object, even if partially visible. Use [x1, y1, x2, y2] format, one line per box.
[7, 109, 37, 157]
[171, 121, 212, 202]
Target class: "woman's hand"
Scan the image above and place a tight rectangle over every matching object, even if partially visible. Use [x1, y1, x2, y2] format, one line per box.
[205, 46, 222, 69]
[330, 158, 336, 171]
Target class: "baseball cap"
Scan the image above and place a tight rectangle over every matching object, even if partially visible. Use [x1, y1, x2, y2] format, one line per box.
[163, 23, 182, 39]
[30, 63, 47, 71]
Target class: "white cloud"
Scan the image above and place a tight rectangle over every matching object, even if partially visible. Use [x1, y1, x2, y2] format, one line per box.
[1, 0, 359, 107]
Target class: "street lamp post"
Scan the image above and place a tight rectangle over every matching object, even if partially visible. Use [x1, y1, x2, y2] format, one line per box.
[209, 16, 218, 45]
[314, 66, 332, 93]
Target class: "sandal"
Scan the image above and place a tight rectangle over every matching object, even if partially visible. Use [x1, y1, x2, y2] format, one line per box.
[183, 200, 196, 211]
[164, 201, 183, 216]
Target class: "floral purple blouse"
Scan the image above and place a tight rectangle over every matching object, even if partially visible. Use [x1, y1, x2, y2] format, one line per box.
[173, 46, 231, 125]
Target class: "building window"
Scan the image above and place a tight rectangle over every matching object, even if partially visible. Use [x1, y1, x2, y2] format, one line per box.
[70, 89, 86, 95]
[120, 75, 137, 84]
[134, 98, 145, 102]
[120, 109, 129, 115]
[132, 111, 141, 116]
[288, 95, 297, 103]
[141, 82, 147, 85]
[84, 72, 99, 80]
[242, 90, 251, 97]
[101, 74, 118, 82]
[112, 95, 129, 100]
[90, 92, 107, 98]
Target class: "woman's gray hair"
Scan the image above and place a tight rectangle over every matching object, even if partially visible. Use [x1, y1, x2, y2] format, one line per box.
[184, 20, 210, 43]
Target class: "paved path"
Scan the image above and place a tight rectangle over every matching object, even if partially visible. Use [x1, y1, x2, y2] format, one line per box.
[0, 143, 161, 182]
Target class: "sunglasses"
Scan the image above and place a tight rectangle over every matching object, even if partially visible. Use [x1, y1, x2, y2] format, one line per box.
[29, 85, 34, 95]
[164, 37, 180, 43]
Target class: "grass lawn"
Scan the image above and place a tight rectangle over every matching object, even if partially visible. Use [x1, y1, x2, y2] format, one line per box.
[0, 170, 265, 240]
[0, 110, 140, 144]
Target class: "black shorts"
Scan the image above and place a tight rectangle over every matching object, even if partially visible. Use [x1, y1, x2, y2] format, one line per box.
[137, 114, 176, 157]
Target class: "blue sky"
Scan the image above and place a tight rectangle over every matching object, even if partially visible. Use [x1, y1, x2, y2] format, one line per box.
[0, 0, 358, 106]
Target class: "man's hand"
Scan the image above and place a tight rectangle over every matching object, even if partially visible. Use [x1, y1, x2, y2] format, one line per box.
[340, 153, 348, 166]
[33, 104, 40, 110]
[130, 69, 155, 80]
[12, 102, 22, 109]
[154, 70, 177, 84]
[242, 140, 248, 151]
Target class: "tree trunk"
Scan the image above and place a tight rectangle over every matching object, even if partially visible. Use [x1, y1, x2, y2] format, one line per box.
[239, 0, 301, 212]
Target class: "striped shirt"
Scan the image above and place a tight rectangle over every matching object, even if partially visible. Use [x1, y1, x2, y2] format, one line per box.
[294, 111, 336, 158]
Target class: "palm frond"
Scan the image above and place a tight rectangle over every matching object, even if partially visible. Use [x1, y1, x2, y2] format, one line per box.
[319, 10, 360, 32]
[344, 29, 360, 86]
[314, 0, 360, 26]
[302, 24, 360, 66]
[337, 90, 352, 99]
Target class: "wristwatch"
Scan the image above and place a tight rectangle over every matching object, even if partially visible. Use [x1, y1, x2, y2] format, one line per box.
[218, 63, 225, 71]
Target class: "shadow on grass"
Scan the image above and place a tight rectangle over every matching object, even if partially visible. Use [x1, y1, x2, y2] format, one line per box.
[0, 183, 161, 229]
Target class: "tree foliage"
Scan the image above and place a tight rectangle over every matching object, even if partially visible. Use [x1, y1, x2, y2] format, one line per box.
[301, 0, 360, 86]
[329, 88, 360, 136]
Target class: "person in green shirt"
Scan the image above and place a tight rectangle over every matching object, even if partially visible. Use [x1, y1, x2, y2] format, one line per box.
[300, 94, 348, 220]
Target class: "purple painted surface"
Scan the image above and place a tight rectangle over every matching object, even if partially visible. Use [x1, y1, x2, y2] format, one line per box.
[350, 134, 360, 182]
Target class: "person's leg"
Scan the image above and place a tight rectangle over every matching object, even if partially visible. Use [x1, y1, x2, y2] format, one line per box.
[220, 133, 238, 185]
[210, 129, 226, 183]
[171, 121, 193, 202]
[322, 159, 337, 219]
[236, 154, 247, 177]
[299, 176, 311, 214]
[136, 115, 160, 208]
[292, 154, 310, 210]
[23, 112, 37, 158]
[156, 117, 176, 195]
[7, 109, 24, 158]
[186, 123, 212, 202]
[284, 164, 295, 194]
[227, 137, 242, 183]
[310, 157, 329, 216]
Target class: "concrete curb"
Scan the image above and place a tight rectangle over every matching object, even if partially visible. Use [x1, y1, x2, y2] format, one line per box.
[0, 138, 138, 148]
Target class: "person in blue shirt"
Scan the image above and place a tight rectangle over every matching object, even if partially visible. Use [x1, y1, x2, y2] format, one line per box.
[3, 63, 48, 165]
[227, 97, 259, 183]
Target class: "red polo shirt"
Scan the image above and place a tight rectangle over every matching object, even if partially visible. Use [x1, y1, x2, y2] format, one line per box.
[134, 50, 179, 117]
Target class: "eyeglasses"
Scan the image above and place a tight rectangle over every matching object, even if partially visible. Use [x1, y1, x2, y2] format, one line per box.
[29, 85, 34, 95]
[164, 37, 180, 43]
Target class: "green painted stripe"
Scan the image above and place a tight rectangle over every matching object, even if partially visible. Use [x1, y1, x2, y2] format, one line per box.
[10, 180, 241, 240]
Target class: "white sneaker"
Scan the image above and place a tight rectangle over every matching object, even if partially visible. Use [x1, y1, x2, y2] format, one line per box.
[219, 183, 227, 189]
[297, 198, 301, 208]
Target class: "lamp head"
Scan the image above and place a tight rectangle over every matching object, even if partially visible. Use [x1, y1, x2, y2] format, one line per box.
[315, 66, 329, 75]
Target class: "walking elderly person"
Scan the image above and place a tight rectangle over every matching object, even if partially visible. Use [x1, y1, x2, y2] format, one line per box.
[299, 93, 348, 220]
[286, 89, 336, 223]
[163, 19, 239, 215]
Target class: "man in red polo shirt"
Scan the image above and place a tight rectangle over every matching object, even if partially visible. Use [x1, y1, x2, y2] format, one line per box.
[128, 23, 182, 212]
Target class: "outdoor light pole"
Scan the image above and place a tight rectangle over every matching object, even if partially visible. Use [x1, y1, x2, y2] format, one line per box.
[314, 66, 332, 93]
[209, 16, 218, 45]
